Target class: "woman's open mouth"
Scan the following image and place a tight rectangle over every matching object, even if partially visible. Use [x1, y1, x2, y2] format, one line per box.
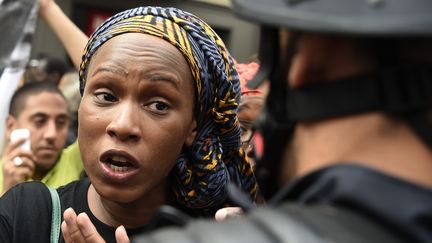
[106, 156, 134, 172]
[99, 150, 140, 181]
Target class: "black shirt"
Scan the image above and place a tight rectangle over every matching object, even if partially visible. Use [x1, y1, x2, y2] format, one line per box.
[271, 164, 432, 243]
[0, 178, 147, 243]
[133, 164, 432, 243]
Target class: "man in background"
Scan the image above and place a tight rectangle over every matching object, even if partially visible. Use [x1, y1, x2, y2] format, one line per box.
[0, 81, 82, 195]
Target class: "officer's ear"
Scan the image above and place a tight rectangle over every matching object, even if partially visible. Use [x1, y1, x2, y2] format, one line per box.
[288, 35, 339, 88]
[288, 35, 330, 88]
[288, 35, 367, 88]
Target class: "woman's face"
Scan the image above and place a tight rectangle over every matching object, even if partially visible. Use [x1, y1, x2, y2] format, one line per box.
[78, 33, 196, 203]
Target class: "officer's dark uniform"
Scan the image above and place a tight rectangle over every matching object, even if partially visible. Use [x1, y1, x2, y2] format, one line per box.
[134, 0, 432, 242]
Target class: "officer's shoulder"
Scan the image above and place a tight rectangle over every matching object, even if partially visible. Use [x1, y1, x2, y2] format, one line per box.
[247, 204, 404, 243]
[134, 203, 406, 243]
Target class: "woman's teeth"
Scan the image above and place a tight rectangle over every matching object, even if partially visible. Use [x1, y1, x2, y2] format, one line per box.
[105, 156, 134, 173]
[111, 156, 128, 163]
[109, 163, 130, 172]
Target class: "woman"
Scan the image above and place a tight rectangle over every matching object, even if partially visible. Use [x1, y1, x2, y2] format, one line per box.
[0, 6, 257, 242]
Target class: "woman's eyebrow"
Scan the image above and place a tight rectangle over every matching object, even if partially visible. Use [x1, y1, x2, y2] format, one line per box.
[141, 73, 180, 90]
[91, 65, 128, 77]
[90, 64, 181, 90]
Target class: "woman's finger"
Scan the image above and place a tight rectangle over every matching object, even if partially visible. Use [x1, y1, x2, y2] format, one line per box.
[115, 225, 130, 243]
[63, 207, 86, 243]
[76, 212, 106, 243]
[62, 220, 73, 243]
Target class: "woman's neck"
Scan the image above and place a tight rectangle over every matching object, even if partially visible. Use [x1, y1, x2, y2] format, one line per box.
[88, 182, 169, 228]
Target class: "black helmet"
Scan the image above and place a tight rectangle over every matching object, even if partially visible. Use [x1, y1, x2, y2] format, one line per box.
[232, 0, 432, 36]
[231, 0, 432, 200]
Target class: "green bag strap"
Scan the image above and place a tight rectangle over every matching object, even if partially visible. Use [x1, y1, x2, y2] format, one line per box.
[48, 187, 61, 243]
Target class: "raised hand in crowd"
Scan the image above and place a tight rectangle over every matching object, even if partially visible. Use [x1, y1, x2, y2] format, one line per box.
[38, 0, 88, 70]
[1, 137, 35, 195]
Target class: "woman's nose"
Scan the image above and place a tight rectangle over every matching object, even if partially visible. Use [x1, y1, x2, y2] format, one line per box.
[106, 104, 141, 142]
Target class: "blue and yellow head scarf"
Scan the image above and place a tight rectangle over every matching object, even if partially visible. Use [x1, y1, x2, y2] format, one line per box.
[79, 6, 258, 212]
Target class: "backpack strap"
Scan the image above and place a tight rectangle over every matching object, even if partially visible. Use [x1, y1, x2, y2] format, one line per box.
[48, 187, 61, 243]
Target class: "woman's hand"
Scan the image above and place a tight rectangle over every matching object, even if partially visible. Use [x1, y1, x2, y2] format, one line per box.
[62, 208, 130, 243]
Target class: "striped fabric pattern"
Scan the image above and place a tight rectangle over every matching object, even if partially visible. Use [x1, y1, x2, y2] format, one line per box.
[79, 7, 257, 211]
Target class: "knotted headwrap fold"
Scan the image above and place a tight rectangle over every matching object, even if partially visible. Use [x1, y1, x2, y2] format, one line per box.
[79, 6, 258, 211]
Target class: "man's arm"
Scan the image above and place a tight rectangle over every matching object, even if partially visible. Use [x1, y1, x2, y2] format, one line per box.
[38, 0, 88, 70]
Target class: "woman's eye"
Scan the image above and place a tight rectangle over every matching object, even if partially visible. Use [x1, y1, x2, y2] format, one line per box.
[147, 101, 169, 114]
[95, 92, 117, 103]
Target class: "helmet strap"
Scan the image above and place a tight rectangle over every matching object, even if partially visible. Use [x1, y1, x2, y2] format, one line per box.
[284, 65, 432, 149]
[252, 26, 432, 199]
[251, 26, 299, 199]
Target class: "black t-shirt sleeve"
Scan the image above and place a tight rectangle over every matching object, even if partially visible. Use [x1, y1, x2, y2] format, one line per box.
[0, 182, 52, 243]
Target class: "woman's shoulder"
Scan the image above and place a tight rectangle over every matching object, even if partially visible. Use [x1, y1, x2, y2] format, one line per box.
[0, 182, 52, 222]
[57, 178, 91, 210]
[57, 177, 90, 195]
[1, 178, 90, 207]
[0, 182, 52, 210]
[0, 182, 54, 242]
[3, 181, 49, 198]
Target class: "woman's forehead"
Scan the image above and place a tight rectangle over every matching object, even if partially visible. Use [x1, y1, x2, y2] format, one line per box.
[87, 33, 191, 79]
[91, 33, 184, 63]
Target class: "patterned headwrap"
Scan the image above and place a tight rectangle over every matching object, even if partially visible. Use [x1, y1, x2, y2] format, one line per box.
[79, 6, 258, 211]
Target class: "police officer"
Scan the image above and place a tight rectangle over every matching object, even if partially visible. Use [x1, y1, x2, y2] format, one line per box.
[72, 1, 432, 242]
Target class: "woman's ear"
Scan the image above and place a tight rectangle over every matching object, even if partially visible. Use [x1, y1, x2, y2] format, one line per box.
[185, 119, 197, 147]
